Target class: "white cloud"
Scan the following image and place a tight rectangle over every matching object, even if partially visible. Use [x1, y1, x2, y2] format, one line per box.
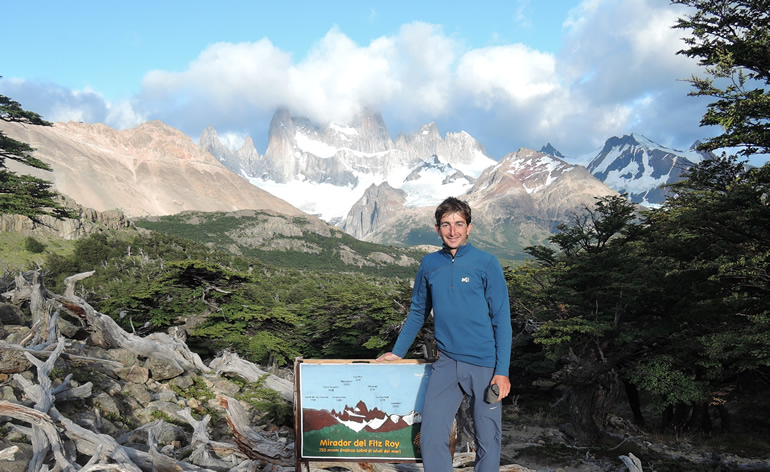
[2, 0, 725, 162]
[106, 99, 146, 130]
[217, 131, 249, 150]
[514, 0, 533, 29]
[142, 39, 292, 108]
[456, 44, 558, 108]
[286, 27, 400, 124]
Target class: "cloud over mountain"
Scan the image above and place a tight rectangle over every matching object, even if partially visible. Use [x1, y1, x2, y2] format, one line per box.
[1, 0, 720, 165]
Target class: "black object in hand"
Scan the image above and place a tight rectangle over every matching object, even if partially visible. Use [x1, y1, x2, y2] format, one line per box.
[485, 384, 499, 403]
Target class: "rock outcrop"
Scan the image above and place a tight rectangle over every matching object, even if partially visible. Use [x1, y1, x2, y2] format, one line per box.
[0, 195, 132, 240]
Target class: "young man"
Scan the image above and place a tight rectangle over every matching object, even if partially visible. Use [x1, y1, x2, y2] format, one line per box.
[377, 197, 512, 471]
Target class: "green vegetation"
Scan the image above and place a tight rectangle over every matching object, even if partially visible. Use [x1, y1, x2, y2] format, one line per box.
[170, 376, 215, 404]
[23, 236, 46, 253]
[134, 211, 425, 277]
[150, 410, 189, 429]
[673, 0, 770, 157]
[507, 157, 770, 444]
[51, 362, 109, 387]
[38, 229, 414, 365]
[229, 375, 294, 426]
[0, 231, 76, 271]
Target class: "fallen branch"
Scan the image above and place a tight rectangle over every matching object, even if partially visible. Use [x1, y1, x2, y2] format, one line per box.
[64, 270, 96, 298]
[210, 351, 293, 402]
[219, 395, 294, 466]
[54, 292, 211, 374]
[0, 340, 130, 368]
[0, 400, 74, 471]
[619, 452, 643, 472]
[177, 408, 246, 471]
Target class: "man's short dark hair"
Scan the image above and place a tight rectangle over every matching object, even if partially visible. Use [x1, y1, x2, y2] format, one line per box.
[435, 197, 472, 226]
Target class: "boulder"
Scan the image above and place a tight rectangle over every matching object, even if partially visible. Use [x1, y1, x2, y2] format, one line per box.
[145, 352, 184, 381]
[0, 303, 26, 325]
[116, 365, 150, 384]
[0, 349, 31, 374]
[122, 382, 152, 406]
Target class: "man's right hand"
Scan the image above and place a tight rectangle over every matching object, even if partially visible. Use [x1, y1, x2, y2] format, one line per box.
[376, 352, 402, 362]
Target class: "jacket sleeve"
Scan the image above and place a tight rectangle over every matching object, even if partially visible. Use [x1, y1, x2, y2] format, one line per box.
[392, 261, 432, 358]
[486, 256, 512, 376]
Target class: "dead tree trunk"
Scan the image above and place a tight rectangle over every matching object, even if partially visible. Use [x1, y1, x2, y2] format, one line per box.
[219, 395, 295, 466]
[558, 348, 621, 445]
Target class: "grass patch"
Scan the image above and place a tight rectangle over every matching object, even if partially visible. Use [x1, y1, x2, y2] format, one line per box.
[150, 410, 191, 429]
[0, 231, 76, 271]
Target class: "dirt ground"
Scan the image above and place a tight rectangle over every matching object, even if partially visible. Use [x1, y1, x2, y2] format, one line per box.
[495, 406, 770, 472]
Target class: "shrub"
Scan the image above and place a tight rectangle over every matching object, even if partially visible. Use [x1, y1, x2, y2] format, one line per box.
[24, 236, 46, 253]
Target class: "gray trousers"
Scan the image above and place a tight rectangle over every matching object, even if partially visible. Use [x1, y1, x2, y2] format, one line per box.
[420, 355, 502, 472]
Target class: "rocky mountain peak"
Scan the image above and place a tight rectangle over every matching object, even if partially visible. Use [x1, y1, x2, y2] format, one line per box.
[484, 148, 577, 195]
[240, 136, 256, 152]
[539, 143, 566, 159]
[587, 133, 708, 206]
[342, 182, 407, 239]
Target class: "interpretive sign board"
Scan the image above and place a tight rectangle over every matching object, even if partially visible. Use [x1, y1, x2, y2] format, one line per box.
[294, 358, 431, 463]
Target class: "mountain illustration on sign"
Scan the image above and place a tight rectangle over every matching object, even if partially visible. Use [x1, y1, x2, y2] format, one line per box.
[303, 400, 421, 434]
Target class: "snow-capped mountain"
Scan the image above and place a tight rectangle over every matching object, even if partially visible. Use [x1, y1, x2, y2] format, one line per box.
[201, 109, 494, 224]
[584, 134, 712, 206]
[350, 148, 618, 260]
[302, 400, 420, 434]
[201, 110, 624, 259]
[467, 148, 618, 232]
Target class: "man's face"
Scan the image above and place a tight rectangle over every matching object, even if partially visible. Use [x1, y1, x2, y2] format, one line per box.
[436, 211, 472, 254]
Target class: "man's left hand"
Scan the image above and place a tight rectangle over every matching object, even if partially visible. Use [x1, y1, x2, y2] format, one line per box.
[490, 375, 511, 403]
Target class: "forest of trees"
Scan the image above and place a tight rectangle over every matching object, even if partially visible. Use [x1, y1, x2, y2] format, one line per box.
[502, 0, 770, 444]
[506, 159, 769, 444]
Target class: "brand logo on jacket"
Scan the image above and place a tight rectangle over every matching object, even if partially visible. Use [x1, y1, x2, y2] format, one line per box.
[461, 277, 470, 283]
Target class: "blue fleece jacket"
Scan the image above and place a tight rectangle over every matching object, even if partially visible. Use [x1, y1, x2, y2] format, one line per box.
[392, 243, 512, 376]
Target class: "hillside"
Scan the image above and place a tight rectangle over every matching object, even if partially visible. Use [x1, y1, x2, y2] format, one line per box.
[0, 120, 304, 219]
[133, 210, 430, 277]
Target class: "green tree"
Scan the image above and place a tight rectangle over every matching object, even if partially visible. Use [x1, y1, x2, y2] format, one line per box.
[673, 0, 770, 156]
[640, 157, 770, 426]
[23, 236, 46, 254]
[515, 195, 654, 444]
[0, 85, 73, 220]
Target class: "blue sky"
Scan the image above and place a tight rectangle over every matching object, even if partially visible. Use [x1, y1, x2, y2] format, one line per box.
[2, 0, 752, 163]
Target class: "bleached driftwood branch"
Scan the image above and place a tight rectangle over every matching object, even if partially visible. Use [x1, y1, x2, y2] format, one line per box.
[55, 295, 211, 374]
[219, 395, 294, 466]
[210, 351, 293, 402]
[620, 452, 643, 472]
[177, 408, 248, 471]
[1, 270, 301, 470]
[64, 270, 95, 298]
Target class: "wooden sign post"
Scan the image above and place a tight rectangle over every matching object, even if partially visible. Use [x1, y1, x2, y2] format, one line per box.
[294, 358, 431, 471]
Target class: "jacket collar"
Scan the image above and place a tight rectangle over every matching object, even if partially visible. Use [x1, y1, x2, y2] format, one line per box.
[442, 242, 472, 258]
